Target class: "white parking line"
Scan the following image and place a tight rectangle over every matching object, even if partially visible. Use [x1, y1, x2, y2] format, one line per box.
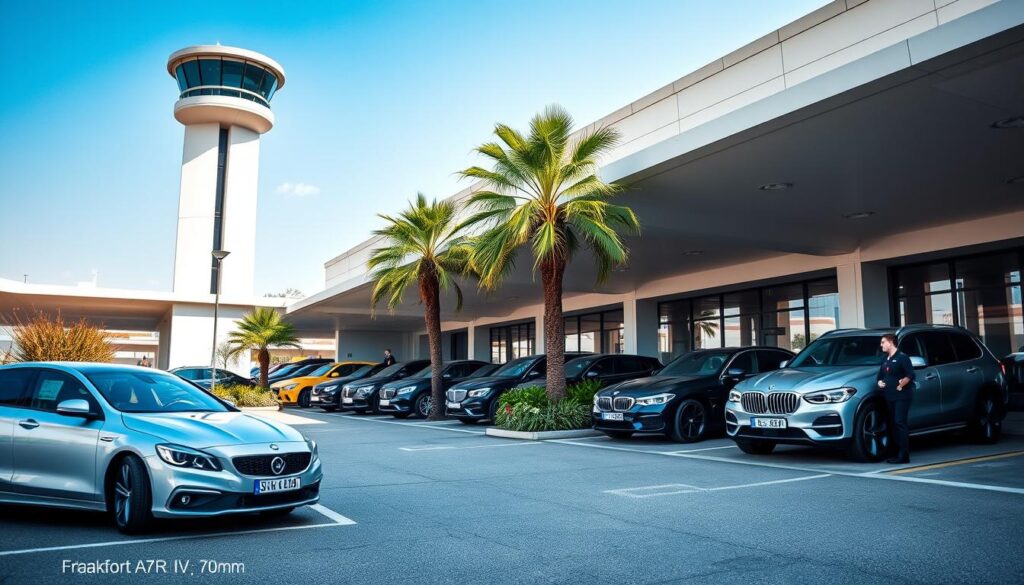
[337, 415, 488, 435]
[0, 504, 356, 558]
[666, 445, 738, 454]
[398, 442, 544, 452]
[604, 475, 830, 499]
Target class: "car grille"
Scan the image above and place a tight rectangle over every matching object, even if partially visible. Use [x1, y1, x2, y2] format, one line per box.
[597, 396, 613, 411]
[741, 392, 799, 415]
[342, 387, 356, 398]
[613, 396, 635, 411]
[381, 388, 397, 399]
[447, 389, 467, 402]
[232, 452, 312, 477]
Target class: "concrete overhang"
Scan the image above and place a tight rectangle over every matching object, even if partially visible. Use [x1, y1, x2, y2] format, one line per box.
[289, 1, 1024, 335]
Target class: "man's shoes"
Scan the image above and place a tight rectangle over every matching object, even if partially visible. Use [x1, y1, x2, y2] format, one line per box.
[886, 456, 910, 464]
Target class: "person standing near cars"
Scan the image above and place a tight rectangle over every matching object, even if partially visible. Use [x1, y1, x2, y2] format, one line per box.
[382, 349, 396, 367]
[877, 333, 915, 464]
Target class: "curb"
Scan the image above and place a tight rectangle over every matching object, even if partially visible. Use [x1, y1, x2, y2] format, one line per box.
[485, 427, 602, 441]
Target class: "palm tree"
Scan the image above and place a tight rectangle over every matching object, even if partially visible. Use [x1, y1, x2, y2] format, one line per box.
[460, 105, 639, 401]
[226, 307, 301, 387]
[368, 194, 473, 420]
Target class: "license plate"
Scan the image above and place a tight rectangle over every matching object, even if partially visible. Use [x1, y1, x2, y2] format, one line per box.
[379, 399, 390, 406]
[254, 476, 301, 494]
[342, 397, 353, 404]
[602, 412, 624, 421]
[752, 417, 787, 429]
[446, 401, 460, 409]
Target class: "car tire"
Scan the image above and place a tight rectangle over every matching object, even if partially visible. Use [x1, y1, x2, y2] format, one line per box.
[603, 431, 634, 440]
[968, 391, 1003, 445]
[736, 439, 776, 455]
[487, 399, 501, 423]
[297, 388, 311, 408]
[110, 455, 152, 535]
[414, 393, 434, 419]
[846, 401, 889, 463]
[668, 398, 707, 443]
[260, 506, 295, 518]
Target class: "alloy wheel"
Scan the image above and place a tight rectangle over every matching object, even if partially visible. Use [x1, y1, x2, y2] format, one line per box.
[863, 409, 888, 458]
[680, 402, 705, 439]
[980, 397, 995, 439]
[419, 395, 433, 417]
[114, 462, 132, 527]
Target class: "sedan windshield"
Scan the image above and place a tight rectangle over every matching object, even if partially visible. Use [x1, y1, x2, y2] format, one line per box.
[376, 363, 406, 377]
[346, 365, 375, 379]
[309, 364, 335, 377]
[492, 357, 537, 378]
[86, 370, 229, 413]
[411, 366, 432, 379]
[659, 351, 732, 377]
[789, 335, 882, 367]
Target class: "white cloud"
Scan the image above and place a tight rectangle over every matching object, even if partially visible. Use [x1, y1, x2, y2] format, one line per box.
[276, 182, 321, 196]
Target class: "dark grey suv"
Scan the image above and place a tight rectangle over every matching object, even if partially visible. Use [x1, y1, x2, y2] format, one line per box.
[725, 325, 1008, 462]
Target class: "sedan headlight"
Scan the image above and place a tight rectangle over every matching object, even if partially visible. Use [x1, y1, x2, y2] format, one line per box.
[396, 386, 417, 395]
[283, 384, 297, 391]
[635, 393, 675, 406]
[803, 388, 857, 404]
[728, 390, 742, 403]
[156, 444, 222, 471]
[468, 387, 491, 397]
[306, 438, 319, 460]
[356, 386, 374, 396]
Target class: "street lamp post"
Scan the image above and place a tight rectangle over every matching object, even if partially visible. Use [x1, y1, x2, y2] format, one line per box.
[210, 250, 230, 389]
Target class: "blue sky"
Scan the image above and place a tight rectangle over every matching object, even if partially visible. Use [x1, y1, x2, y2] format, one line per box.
[0, 0, 827, 296]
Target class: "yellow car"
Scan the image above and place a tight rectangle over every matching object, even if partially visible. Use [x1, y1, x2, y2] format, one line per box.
[272, 361, 375, 407]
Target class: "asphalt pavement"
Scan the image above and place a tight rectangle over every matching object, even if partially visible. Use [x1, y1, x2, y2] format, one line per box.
[1, 408, 1022, 585]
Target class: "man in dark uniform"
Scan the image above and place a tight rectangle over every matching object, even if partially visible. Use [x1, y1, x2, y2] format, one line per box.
[382, 349, 396, 367]
[877, 333, 915, 464]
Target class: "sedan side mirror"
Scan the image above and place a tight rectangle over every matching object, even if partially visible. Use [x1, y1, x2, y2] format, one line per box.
[528, 370, 542, 378]
[724, 367, 746, 381]
[780, 360, 789, 368]
[56, 399, 95, 418]
[330, 372, 339, 378]
[585, 370, 600, 378]
[910, 356, 927, 368]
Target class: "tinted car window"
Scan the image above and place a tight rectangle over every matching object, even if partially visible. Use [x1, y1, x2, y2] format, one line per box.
[175, 368, 199, 381]
[755, 351, 788, 372]
[493, 357, 537, 378]
[451, 363, 481, 378]
[790, 336, 881, 367]
[949, 334, 982, 361]
[588, 358, 614, 377]
[617, 356, 650, 374]
[921, 332, 957, 366]
[25, 369, 98, 413]
[337, 363, 362, 376]
[728, 352, 756, 374]
[660, 351, 732, 376]
[309, 364, 335, 377]
[470, 364, 500, 377]
[565, 357, 597, 378]
[0, 368, 35, 406]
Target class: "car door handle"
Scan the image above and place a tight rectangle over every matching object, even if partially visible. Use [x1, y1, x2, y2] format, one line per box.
[966, 366, 980, 373]
[924, 373, 937, 381]
[18, 419, 40, 430]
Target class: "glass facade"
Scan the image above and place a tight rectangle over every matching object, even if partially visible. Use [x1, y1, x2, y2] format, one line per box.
[657, 276, 839, 363]
[892, 248, 1023, 357]
[564, 309, 624, 354]
[490, 322, 535, 364]
[173, 56, 280, 107]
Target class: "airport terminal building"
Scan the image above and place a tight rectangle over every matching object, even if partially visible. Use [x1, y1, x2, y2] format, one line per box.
[289, 0, 1024, 382]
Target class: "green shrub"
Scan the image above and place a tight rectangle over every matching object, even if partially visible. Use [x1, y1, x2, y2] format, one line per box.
[566, 379, 602, 406]
[498, 386, 548, 409]
[211, 384, 279, 408]
[494, 400, 592, 432]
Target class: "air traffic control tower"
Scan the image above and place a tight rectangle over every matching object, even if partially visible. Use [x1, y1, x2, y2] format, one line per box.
[166, 45, 285, 298]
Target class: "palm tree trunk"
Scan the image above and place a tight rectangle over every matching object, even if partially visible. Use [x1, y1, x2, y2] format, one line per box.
[258, 348, 270, 388]
[540, 254, 567, 402]
[419, 267, 445, 421]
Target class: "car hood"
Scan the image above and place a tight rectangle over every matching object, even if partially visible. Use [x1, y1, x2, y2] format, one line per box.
[451, 376, 518, 390]
[347, 374, 397, 388]
[737, 366, 877, 394]
[120, 411, 305, 449]
[599, 375, 710, 396]
[382, 377, 429, 390]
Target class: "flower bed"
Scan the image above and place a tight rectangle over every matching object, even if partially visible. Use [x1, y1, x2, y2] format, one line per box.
[494, 380, 601, 432]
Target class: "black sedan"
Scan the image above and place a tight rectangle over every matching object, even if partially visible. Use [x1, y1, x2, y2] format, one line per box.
[514, 354, 662, 391]
[445, 352, 592, 424]
[341, 360, 431, 414]
[310, 363, 388, 411]
[592, 347, 794, 442]
[378, 360, 488, 418]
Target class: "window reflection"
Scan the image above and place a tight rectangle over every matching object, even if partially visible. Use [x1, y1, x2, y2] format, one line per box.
[173, 57, 280, 106]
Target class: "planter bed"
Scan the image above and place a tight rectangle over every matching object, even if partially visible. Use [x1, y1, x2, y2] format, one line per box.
[485, 427, 602, 441]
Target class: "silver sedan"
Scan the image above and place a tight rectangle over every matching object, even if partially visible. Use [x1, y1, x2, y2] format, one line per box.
[0, 362, 322, 533]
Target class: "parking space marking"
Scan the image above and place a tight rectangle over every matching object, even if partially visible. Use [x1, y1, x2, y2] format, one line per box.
[703, 474, 831, 492]
[666, 445, 738, 454]
[337, 414, 488, 435]
[398, 442, 544, 452]
[877, 475, 1024, 495]
[886, 450, 1024, 475]
[0, 504, 356, 558]
[604, 483, 704, 498]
